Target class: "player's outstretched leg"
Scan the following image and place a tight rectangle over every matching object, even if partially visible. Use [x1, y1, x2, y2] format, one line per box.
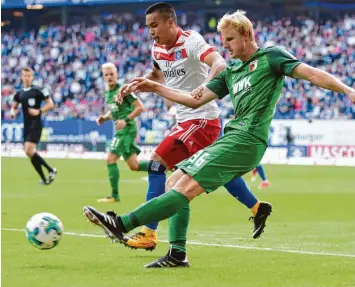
[256, 164, 271, 189]
[98, 152, 120, 203]
[84, 203, 190, 268]
[224, 177, 272, 238]
[83, 170, 198, 267]
[83, 188, 190, 244]
[83, 206, 125, 242]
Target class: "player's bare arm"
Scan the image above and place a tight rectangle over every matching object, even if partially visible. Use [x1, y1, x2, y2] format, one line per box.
[291, 63, 355, 103]
[144, 65, 173, 109]
[131, 78, 218, 109]
[202, 51, 227, 83]
[117, 66, 164, 104]
[28, 98, 54, 116]
[115, 98, 145, 131]
[164, 98, 174, 110]
[96, 110, 112, 126]
[144, 65, 165, 83]
[10, 101, 19, 119]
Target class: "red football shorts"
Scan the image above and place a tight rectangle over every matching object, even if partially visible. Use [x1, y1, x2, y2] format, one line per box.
[155, 118, 221, 169]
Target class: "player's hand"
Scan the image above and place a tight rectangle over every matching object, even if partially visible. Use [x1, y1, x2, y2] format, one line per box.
[28, 108, 40, 116]
[191, 85, 204, 100]
[116, 84, 131, 104]
[348, 89, 355, 104]
[129, 77, 157, 93]
[10, 109, 17, 119]
[115, 119, 126, 131]
[96, 115, 105, 126]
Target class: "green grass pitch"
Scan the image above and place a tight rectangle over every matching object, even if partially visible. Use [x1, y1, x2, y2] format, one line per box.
[2, 157, 355, 287]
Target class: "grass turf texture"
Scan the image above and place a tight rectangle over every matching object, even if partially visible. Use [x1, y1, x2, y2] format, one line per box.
[2, 157, 355, 287]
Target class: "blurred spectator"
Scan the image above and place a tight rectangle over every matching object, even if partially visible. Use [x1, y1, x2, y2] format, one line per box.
[1, 14, 354, 122]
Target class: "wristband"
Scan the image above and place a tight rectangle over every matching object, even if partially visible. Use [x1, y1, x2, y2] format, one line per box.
[124, 117, 131, 123]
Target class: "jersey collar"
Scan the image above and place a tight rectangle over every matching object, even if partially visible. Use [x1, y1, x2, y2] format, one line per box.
[165, 27, 183, 50]
[230, 48, 261, 71]
[23, 86, 32, 92]
[108, 83, 119, 91]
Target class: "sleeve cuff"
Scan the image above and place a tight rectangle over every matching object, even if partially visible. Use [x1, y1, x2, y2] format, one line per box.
[200, 47, 217, 62]
[205, 83, 226, 99]
[286, 62, 302, 76]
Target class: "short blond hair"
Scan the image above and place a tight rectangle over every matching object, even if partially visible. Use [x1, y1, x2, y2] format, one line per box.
[217, 10, 255, 41]
[101, 62, 117, 72]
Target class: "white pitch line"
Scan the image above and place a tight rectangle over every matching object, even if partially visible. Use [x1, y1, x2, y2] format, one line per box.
[15, 178, 145, 184]
[3, 228, 355, 258]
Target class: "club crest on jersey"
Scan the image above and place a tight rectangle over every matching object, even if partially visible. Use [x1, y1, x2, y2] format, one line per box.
[28, 98, 35, 107]
[249, 60, 258, 72]
[175, 50, 182, 60]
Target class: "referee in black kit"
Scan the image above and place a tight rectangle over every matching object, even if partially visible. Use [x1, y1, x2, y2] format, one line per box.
[10, 67, 57, 185]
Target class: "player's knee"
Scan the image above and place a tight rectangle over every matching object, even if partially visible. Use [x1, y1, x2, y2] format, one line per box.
[165, 176, 175, 192]
[173, 175, 204, 201]
[127, 161, 139, 171]
[180, 186, 204, 201]
[148, 160, 166, 174]
[107, 153, 117, 164]
[25, 150, 32, 157]
[165, 169, 184, 192]
[24, 146, 35, 157]
[106, 158, 115, 164]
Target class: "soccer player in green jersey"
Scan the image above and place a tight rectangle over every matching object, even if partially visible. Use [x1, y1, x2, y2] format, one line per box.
[84, 11, 355, 267]
[96, 63, 148, 203]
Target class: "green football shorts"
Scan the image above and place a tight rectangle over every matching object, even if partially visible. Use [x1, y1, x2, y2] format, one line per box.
[177, 129, 267, 193]
[109, 132, 141, 160]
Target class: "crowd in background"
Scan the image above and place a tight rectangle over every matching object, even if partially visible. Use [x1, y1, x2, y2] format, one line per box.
[2, 14, 355, 123]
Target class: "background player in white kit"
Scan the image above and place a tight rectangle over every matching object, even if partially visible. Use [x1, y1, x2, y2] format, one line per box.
[118, 2, 272, 255]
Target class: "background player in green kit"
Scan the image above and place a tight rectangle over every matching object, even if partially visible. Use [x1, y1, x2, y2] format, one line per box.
[96, 63, 148, 203]
[84, 11, 355, 267]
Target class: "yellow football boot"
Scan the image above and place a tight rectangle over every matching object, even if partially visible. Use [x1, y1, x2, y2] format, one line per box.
[126, 226, 157, 251]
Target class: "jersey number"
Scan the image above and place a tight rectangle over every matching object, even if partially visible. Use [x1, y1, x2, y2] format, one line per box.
[110, 138, 120, 149]
[169, 125, 183, 136]
[187, 150, 210, 167]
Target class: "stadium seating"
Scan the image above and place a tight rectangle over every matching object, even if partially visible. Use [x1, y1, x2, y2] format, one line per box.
[2, 15, 355, 121]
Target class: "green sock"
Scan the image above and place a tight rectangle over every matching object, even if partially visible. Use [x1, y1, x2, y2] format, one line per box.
[169, 205, 190, 253]
[120, 190, 189, 232]
[107, 163, 119, 199]
[137, 160, 149, 171]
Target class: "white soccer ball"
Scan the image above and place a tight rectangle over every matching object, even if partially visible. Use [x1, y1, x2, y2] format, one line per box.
[25, 212, 64, 250]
